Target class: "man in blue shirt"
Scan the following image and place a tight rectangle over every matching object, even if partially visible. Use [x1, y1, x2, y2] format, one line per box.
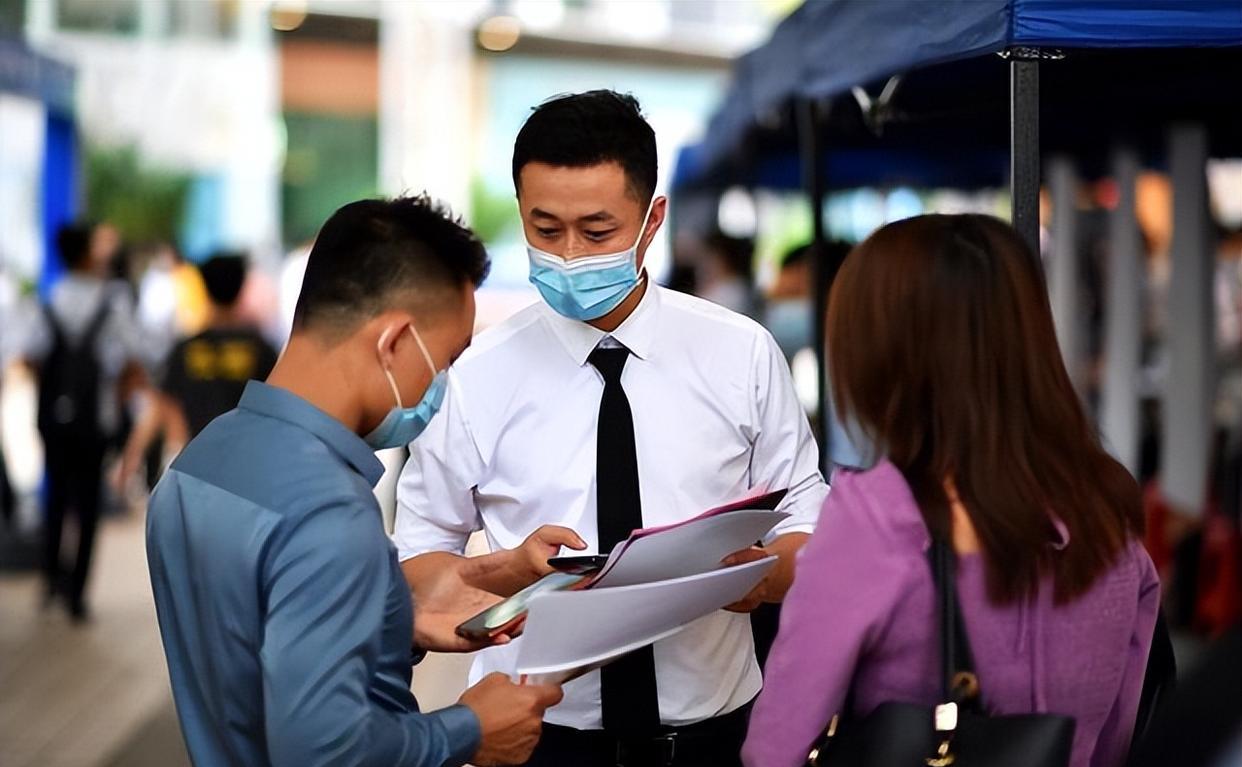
[147, 196, 563, 767]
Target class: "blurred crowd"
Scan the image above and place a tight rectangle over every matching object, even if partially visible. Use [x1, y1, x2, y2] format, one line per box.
[0, 220, 282, 620]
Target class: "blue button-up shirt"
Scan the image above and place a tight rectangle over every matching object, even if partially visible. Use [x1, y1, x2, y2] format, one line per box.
[147, 381, 480, 767]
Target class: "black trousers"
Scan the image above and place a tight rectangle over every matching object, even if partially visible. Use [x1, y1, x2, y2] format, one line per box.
[522, 705, 749, 767]
[42, 438, 106, 609]
[0, 444, 14, 525]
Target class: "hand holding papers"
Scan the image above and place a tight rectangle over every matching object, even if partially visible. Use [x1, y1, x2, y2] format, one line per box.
[454, 489, 791, 676]
[564, 487, 787, 589]
[516, 556, 778, 680]
[588, 502, 788, 587]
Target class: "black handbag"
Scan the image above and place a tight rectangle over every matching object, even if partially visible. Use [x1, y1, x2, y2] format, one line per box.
[805, 538, 1077, 767]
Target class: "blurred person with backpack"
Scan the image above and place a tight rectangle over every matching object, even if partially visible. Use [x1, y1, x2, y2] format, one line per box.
[19, 222, 147, 621]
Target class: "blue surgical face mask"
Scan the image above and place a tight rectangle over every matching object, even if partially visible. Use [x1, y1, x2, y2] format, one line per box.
[526, 198, 655, 321]
[764, 298, 813, 359]
[363, 323, 447, 450]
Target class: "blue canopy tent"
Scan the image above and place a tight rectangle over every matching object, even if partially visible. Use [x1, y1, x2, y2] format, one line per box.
[672, 142, 1012, 192]
[684, 0, 1242, 466]
[696, 1, 1242, 174]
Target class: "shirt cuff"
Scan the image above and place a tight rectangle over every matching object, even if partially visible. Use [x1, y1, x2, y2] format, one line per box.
[764, 521, 815, 544]
[431, 704, 482, 767]
[392, 525, 471, 562]
[765, 481, 829, 542]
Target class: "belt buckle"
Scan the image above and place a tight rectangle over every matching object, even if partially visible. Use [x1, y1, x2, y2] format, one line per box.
[616, 732, 677, 767]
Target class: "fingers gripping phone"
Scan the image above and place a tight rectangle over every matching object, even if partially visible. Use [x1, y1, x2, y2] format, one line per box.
[546, 554, 610, 575]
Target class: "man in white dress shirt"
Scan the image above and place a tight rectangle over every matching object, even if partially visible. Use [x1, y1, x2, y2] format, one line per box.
[395, 91, 828, 767]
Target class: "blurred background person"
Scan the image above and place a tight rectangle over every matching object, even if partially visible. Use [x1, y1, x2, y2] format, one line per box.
[762, 243, 812, 361]
[694, 231, 760, 319]
[763, 241, 851, 364]
[18, 221, 147, 622]
[232, 250, 283, 346]
[744, 216, 1159, 767]
[762, 239, 862, 469]
[135, 241, 210, 370]
[118, 252, 279, 490]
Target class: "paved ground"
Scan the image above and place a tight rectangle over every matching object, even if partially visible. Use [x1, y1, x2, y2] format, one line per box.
[0, 508, 187, 767]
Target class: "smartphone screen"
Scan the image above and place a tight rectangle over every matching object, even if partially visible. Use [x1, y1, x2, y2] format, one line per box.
[455, 571, 586, 640]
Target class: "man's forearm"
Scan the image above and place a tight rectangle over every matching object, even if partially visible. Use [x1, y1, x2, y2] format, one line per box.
[457, 548, 538, 597]
[402, 549, 533, 601]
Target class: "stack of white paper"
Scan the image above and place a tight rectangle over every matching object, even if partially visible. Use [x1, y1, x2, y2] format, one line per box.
[516, 556, 777, 678]
[590, 509, 789, 588]
[512, 506, 789, 680]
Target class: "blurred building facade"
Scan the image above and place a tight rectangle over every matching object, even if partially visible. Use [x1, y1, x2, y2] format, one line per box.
[8, 0, 786, 291]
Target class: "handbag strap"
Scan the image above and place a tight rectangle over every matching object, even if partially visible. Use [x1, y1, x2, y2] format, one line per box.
[929, 536, 982, 709]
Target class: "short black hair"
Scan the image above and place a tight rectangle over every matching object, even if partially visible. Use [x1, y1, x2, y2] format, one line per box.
[512, 90, 657, 203]
[56, 223, 95, 270]
[780, 244, 811, 270]
[705, 232, 755, 280]
[292, 195, 489, 337]
[199, 252, 248, 308]
[782, 240, 852, 271]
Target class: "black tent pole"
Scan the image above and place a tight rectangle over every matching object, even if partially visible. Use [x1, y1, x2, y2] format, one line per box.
[797, 97, 830, 473]
[1010, 50, 1041, 256]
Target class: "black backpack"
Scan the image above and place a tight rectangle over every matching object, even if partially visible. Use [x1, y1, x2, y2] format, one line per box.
[36, 294, 112, 446]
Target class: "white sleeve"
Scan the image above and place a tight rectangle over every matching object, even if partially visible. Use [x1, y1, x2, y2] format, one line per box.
[746, 328, 829, 540]
[108, 288, 150, 369]
[18, 299, 52, 364]
[393, 371, 485, 561]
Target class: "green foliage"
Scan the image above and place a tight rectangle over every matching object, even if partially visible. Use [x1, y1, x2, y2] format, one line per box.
[281, 112, 379, 245]
[84, 145, 190, 244]
[756, 195, 812, 272]
[469, 177, 520, 244]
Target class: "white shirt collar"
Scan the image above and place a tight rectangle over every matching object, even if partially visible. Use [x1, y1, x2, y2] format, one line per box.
[542, 275, 660, 365]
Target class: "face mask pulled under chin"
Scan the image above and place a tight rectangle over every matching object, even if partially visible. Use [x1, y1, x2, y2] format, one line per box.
[525, 198, 655, 321]
[363, 324, 447, 450]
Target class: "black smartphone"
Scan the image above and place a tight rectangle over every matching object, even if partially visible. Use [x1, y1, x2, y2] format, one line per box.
[547, 554, 611, 574]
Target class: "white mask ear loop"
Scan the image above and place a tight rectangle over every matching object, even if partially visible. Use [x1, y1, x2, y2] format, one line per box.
[633, 195, 658, 251]
[376, 327, 405, 408]
[407, 323, 438, 376]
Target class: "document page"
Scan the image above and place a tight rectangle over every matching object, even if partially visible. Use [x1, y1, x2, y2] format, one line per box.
[516, 556, 777, 676]
[589, 509, 788, 588]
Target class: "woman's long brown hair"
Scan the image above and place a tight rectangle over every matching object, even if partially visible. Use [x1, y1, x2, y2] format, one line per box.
[827, 214, 1143, 604]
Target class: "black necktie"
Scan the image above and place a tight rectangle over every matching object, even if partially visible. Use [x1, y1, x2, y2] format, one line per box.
[590, 346, 660, 735]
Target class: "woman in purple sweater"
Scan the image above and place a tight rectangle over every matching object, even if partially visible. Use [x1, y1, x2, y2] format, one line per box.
[743, 214, 1160, 767]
